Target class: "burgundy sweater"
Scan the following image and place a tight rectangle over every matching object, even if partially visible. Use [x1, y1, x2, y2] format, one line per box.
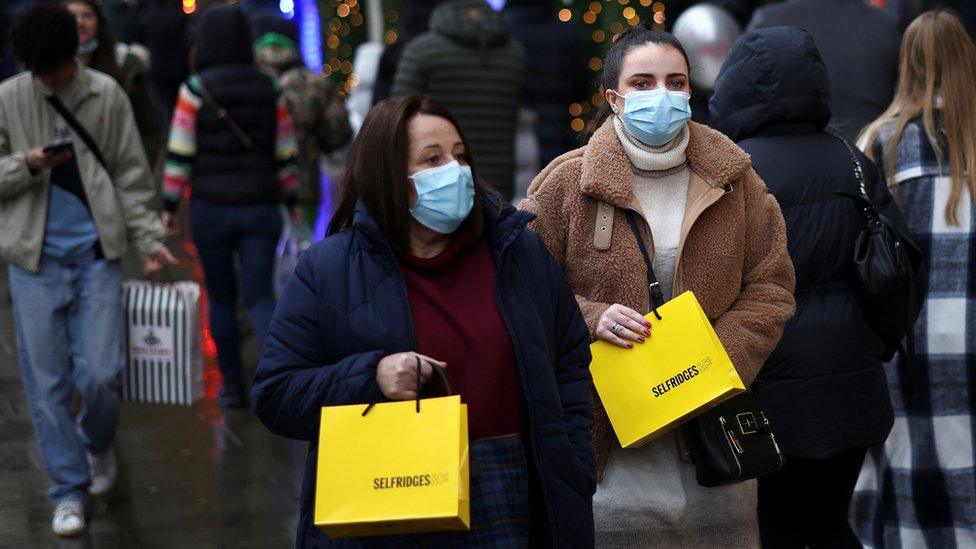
[398, 235, 525, 441]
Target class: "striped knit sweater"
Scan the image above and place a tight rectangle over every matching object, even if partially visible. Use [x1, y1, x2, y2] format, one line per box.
[162, 75, 300, 211]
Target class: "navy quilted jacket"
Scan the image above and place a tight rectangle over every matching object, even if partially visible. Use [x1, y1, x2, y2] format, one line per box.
[253, 197, 596, 548]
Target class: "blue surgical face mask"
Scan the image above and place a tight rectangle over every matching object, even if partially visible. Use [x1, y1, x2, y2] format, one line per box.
[78, 39, 100, 55]
[613, 87, 692, 146]
[409, 160, 475, 234]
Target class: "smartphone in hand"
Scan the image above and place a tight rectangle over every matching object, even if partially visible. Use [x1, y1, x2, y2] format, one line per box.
[42, 142, 72, 155]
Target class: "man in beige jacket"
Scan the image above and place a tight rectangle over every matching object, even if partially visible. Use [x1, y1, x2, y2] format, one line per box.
[0, 4, 174, 537]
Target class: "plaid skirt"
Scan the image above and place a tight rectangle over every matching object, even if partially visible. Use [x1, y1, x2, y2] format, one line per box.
[334, 435, 530, 548]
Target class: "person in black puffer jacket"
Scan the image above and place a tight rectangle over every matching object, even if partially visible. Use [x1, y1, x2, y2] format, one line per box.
[161, 4, 300, 409]
[391, 0, 527, 200]
[709, 27, 910, 549]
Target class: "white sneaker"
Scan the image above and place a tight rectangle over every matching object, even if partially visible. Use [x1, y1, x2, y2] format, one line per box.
[52, 499, 86, 537]
[87, 447, 117, 497]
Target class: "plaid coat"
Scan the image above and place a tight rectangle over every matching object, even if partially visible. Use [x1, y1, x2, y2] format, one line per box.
[852, 118, 976, 548]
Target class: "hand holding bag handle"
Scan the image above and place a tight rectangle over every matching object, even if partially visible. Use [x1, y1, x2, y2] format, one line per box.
[362, 356, 453, 416]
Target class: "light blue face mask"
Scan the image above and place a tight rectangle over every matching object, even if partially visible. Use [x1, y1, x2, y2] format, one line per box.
[78, 39, 100, 55]
[409, 160, 475, 234]
[613, 87, 692, 146]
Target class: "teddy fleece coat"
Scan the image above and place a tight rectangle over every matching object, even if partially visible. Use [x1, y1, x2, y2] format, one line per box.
[520, 119, 796, 477]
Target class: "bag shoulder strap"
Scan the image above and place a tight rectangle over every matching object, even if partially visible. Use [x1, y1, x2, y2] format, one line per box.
[45, 95, 108, 171]
[832, 133, 869, 197]
[830, 132, 882, 225]
[624, 209, 664, 319]
[192, 74, 274, 164]
[831, 134, 919, 397]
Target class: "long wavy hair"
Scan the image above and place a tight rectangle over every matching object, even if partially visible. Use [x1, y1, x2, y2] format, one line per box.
[66, 0, 122, 82]
[858, 10, 976, 226]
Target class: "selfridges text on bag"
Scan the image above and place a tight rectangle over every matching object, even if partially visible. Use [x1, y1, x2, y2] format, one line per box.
[316, 361, 470, 538]
[122, 281, 204, 406]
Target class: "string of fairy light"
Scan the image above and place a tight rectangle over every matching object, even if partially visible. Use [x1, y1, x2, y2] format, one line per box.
[180, 0, 667, 134]
[322, 0, 368, 95]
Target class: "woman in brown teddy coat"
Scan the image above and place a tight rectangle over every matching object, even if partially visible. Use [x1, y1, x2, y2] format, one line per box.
[520, 26, 796, 547]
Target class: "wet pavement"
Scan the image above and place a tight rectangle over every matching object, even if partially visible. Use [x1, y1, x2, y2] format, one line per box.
[0, 220, 307, 548]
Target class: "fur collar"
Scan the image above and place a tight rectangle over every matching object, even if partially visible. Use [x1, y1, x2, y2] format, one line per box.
[579, 119, 752, 207]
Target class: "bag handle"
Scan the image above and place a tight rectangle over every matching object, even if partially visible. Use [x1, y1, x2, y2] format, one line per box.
[831, 133, 883, 226]
[45, 95, 108, 171]
[192, 75, 276, 166]
[361, 356, 453, 416]
[624, 210, 664, 320]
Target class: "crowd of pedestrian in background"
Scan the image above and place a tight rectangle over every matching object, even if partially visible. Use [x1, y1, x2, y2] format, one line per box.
[0, 0, 974, 546]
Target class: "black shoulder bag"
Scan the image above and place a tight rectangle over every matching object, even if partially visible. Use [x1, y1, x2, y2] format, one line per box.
[625, 210, 785, 487]
[833, 135, 924, 397]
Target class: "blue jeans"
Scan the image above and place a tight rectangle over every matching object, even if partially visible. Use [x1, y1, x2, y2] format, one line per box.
[190, 201, 282, 387]
[9, 256, 123, 505]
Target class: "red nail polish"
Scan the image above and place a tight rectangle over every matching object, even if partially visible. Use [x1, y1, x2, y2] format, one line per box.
[628, 344, 634, 349]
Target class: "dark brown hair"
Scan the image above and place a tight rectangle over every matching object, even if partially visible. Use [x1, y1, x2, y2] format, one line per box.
[327, 95, 487, 252]
[66, 0, 122, 82]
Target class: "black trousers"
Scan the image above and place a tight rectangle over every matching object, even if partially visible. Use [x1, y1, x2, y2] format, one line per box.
[757, 447, 868, 549]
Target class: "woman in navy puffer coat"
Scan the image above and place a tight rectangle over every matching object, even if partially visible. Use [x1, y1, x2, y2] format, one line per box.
[253, 95, 595, 548]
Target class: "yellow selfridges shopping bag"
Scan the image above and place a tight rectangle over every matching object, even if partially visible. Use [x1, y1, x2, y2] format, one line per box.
[315, 392, 470, 539]
[590, 290, 746, 448]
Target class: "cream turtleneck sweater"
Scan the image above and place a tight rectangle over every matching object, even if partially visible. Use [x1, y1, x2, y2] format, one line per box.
[613, 115, 690, 301]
